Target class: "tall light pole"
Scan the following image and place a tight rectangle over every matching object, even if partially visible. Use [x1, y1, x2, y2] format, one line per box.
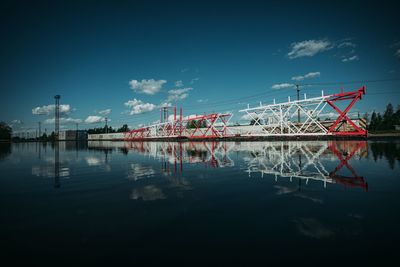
[54, 95, 60, 141]
[38, 121, 41, 140]
[296, 84, 300, 123]
[105, 117, 108, 133]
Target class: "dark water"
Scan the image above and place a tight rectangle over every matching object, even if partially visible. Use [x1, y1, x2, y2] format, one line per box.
[1, 140, 399, 265]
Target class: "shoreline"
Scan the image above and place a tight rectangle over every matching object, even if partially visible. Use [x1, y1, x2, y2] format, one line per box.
[4, 133, 400, 143]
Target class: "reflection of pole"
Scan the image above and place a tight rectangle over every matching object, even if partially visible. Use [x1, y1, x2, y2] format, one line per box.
[76, 123, 79, 140]
[298, 153, 302, 191]
[54, 140, 60, 188]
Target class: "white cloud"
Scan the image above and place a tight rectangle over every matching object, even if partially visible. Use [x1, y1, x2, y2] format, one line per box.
[190, 77, 199, 84]
[338, 41, 356, 48]
[181, 68, 189, 73]
[342, 55, 359, 62]
[32, 104, 70, 115]
[291, 71, 320, 81]
[124, 99, 157, 115]
[197, 99, 208, 103]
[129, 79, 167, 95]
[395, 48, 400, 58]
[84, 116, 105, 124]
[271, 83, 295, 90]
[167, 87, 192, 102]
[98, 109, 111, 115]
[44, 117, 82, 124]
[288, 39, 332, 59]
[10, 120, 22, 124]
[175, 80, 183, 87]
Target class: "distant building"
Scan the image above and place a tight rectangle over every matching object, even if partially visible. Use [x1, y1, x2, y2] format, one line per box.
[59, 130, 87, 141]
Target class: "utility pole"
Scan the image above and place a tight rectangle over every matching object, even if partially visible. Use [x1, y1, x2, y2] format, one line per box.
[76, 123, 79, 140]
[38, 121, 41, 139]
[296, 84, 300, 123]
[54, 95, 60, 141]
[105, 117, 108, 133]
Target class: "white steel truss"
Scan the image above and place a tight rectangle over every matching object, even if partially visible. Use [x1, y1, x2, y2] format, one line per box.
[239, 92, 332, 136]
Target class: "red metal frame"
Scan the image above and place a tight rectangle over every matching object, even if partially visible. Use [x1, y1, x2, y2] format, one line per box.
[183, 113, 233, 139]
[326, 86, 367, 136]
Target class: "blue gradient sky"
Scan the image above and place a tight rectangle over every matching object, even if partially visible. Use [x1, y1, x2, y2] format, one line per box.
[1, 0, 399, 133]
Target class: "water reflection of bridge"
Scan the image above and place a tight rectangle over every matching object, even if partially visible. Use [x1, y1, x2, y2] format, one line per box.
[88, 140, 368, 191]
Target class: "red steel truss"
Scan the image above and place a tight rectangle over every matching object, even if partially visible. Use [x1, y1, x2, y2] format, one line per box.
[326, 86, 367, 136]
[124, 106, 233, 140]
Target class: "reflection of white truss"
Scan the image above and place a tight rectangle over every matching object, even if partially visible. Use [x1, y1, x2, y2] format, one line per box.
[87, 140, 367, 190]
[239, 93, 331, 136]
[243, 142, 335, 187]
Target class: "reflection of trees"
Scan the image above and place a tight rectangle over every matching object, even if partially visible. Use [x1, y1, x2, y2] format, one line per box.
[0, 143, 11, 161]
[370, 141, 400, 169]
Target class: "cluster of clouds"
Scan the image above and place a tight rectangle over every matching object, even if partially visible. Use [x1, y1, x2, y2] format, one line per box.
[272, 71, 321, 89]
[124, 99, 157, 115]
[31, 102, 113, 125]
[125, 78, 196, 115]
[32, 104, 71, 115]
[291, 71, 320, 81]
[287, 38, 359, 63]
[167, 87, 192, 102]
[288, 39, 332, 59]
[129, 79, 167, 95]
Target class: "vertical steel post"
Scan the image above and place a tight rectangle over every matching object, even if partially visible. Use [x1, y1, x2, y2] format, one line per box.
[54, 95, 60, 141]
[296, 84, 300, 123]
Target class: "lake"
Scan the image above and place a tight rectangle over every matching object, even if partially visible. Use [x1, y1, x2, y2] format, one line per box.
[1, 140, 399, 265]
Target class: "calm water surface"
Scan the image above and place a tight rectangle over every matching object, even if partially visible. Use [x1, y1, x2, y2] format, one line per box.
[1, 140, 399, 265]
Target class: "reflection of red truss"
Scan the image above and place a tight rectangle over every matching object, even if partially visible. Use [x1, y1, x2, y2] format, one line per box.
[326, 86, 367, 136]
[328, 141, 368, 191]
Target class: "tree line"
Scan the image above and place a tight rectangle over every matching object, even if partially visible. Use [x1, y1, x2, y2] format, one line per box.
[368, 103, 400, 132]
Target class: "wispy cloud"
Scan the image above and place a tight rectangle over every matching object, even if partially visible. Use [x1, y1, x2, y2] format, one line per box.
[129, 79, 167, 95]
[44, 117, 82, 124]
[32, 104, 70, 115]
[190, 77, 199, 84]
[342, 55, 359, 62]
[288, 39, 332, 59]
[337, 41, 356, 48]
[395, 48, 400, 58]
[271, 83, 295, 89]
[124, 99, 157, 115]
[196, 99, 208, 103]
[10, 119, 22, 124]
[84, 116, 106, 124]
[291, 71, 320, 81]
[174, 80, 183, 87]
[167, 87, 192, 102]
[98, 109, 111, 115]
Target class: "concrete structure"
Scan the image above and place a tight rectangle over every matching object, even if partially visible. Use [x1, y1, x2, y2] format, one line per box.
[59, 130, 87, 141]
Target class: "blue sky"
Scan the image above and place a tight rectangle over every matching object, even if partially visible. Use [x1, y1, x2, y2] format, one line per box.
[1, 0, 399, 134]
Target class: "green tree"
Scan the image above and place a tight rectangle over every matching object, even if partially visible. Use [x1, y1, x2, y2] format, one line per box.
[117, 124, 130, 132]
[0, 122, 12, 140]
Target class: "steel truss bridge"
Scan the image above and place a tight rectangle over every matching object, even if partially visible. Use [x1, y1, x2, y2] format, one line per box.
[239, 86, 367, 137]
[123, 86, 367, 140]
